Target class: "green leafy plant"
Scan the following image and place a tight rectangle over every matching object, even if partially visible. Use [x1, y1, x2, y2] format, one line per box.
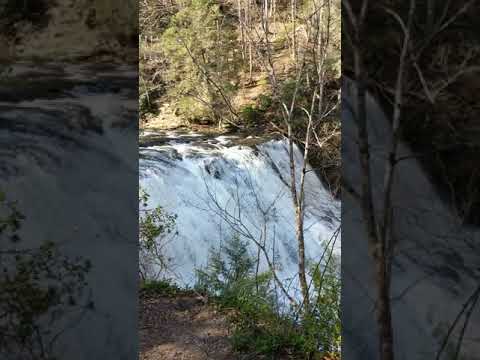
[195, 234, 340, 358]
[306, 253, 341, 355]
[160, 0, 241, 125]
[257, 94, 273, 112]
[0, 191, 93, 360]
[196, 234, 256, 298]
[139, 91, 157, 117]
[139, 188, 177, 280]
[140, 279, 193, 298]
[240, 105, 263, 126]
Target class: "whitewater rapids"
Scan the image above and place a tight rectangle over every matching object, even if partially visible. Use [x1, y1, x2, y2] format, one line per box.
[139, 132, 341, 298]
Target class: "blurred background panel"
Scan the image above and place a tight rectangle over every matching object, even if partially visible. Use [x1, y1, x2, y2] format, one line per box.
[0, 1, 139, 359]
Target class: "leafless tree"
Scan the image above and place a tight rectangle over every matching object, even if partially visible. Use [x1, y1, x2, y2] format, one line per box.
[273, 0, 340, 315]
[197, 169, 298, 306]
[342, 0, 480, 359]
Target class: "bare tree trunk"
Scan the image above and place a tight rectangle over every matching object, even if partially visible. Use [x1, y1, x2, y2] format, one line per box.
[284, 78, 312, 314]
[426, 0, 434, 32]
[295, 212, 310, 313]
[316, 0, 331, 119]
[343, 1, 395, 358]
[262, 0, 270, 36]
[241, 0, 339, 318]
[355, 38, 395, 360]
[291, 0, 297, 63]
[247, 0, 254, 80]
[376, 258, 394, 360]
[238, 0, 246, 60]
[272, 0, 276, 35]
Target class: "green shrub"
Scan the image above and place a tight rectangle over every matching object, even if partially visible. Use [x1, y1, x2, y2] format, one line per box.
[257, 94, 273, 112]
[306, 250, 341, 354]
[140, 279, 187, 297]
[139, 188, 177, 280]
[177, 97, 214, 124]
[239, 105, 262, 126]
[139, 92, 158, 116]
[196, 234, 255, 297]
[0, 191, 93, 359]
[195, 234, 341, 358]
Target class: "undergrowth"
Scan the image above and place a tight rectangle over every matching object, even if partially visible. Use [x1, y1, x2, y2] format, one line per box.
[140, 279, 195, 298]
[195, 234, 341, 359]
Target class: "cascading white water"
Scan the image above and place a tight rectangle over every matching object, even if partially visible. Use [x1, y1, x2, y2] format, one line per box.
[139, 132, 341, 298]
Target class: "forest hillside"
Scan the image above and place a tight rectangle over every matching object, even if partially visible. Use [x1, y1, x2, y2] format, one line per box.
[140, 0, 341, 194]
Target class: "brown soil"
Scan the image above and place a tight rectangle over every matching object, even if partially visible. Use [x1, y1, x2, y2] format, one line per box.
[139, 293, 339, 360]
[139, 294, 239, 360]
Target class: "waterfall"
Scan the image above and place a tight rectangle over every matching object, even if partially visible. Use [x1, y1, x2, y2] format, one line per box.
[139, 132, 341, 299]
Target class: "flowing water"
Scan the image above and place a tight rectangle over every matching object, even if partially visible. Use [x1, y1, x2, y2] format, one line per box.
[0, 62, 138, 359]
[139, 130, 341, 299]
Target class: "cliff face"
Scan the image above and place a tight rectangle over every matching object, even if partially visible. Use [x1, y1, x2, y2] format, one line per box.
[0, 0, 138, 62]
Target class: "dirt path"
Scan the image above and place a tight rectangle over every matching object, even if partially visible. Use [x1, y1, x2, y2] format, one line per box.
[139, 294, 239, 360]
